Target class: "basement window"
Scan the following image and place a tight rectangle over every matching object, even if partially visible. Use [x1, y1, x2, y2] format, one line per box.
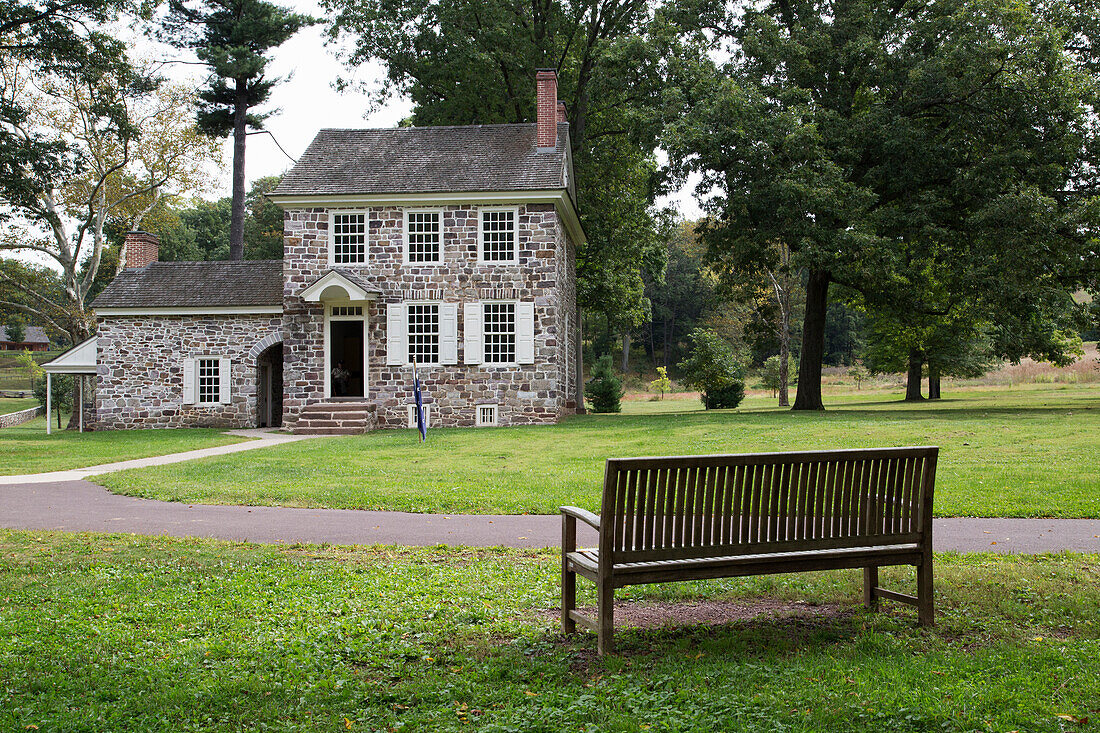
[476, 404, 498, 427]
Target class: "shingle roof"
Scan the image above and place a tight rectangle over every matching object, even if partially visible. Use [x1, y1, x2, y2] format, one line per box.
[271, 123, 572, 198]
[0, 326, 48, 344]
[92, 260, 284, 309]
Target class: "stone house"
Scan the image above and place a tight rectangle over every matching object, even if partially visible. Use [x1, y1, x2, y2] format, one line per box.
[84, 69, 583, 433]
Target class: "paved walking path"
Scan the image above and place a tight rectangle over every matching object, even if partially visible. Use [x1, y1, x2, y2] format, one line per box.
[0, 429, 316, 485]
[1, 477, 1098, 553]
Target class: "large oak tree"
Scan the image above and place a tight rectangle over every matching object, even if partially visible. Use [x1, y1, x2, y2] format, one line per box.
[665, 0, 1100, 409]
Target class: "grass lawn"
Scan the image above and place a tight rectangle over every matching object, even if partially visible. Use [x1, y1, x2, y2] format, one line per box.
[0, 415, 248, 475]
[0, 397, 36, 415]
[0, 530, 1097, 732]
[97, 383, 1100, 517]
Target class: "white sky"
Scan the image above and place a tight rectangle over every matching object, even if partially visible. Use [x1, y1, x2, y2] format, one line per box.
[127, 0, 703, 219]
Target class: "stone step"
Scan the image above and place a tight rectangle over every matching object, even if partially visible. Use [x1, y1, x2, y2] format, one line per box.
[293, 426, 367, 435]
[300, 402, 376, 413]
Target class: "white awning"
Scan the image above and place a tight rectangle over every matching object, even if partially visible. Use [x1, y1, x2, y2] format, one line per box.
[42, 336, 97, 374]
[299, 270, 381, 303]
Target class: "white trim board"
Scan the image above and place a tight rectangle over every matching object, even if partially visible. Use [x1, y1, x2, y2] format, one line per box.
[96, 306, 283, 316]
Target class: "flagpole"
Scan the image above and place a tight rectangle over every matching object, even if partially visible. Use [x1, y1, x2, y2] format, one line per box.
[413, 358, 423, 443]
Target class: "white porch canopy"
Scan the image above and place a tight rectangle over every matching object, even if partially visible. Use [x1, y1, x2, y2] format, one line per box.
[299, 270, 381, 302]
[41, 336, 97, 434]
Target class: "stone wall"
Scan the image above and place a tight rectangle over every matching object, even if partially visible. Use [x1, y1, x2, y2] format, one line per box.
[0, 405, 44, 429]
[95, 314, 281, 429]
[282, 203, 578, 429]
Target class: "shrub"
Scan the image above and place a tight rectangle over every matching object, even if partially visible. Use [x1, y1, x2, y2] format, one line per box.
[761, 355, 797, 396]
[648, 366, 671, 399]
[584, 355, 623, 413]
[677, 329, 746, 410]
[33, 372, 72, 428]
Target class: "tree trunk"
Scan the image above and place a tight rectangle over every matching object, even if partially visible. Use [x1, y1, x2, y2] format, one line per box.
[778, 336, 790, 407]
[928, 365, 941, 400]
[792, 269, 830, 411]
[905, 350, 925, 401]
[621, 331, 630, 373]
[229, 81, 248, 261]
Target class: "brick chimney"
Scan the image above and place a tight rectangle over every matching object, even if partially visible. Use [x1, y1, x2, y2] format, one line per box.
[557, 100, 567, 124]
[535, 68, 558, 151]
[124, 231, 159, 269]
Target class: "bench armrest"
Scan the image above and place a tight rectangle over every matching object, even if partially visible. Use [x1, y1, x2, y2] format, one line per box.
[559, 505, 601, 531]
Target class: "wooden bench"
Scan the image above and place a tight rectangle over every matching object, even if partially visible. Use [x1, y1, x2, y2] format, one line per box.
[560, 446, 938, 654]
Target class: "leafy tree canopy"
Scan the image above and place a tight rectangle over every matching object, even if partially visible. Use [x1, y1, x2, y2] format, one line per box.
[664, 0, 1100, 409]
[323, 0, 672, 326]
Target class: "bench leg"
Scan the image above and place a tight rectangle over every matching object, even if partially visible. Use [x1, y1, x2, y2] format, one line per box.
[917, 554, 934, 626]
[597, 576, 614, 656]
[863, 566, 879, 610]
[561, 563, 576, 635]
[561, 514, 577, 634]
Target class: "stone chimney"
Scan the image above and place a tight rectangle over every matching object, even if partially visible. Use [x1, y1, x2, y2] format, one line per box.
[124, 231, 159, 269]
[535, 68, 558, 151]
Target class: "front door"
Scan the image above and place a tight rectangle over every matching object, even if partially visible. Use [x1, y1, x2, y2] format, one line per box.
[330, 320, 364, 397]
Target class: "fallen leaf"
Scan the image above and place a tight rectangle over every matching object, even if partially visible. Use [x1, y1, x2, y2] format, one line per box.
[1057, 714, 1088, 725]
[344, 717, 353, 729]
[524, 691, 538, 697]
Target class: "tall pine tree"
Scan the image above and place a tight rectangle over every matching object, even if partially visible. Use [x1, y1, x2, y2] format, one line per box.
[163, 0, 312, 259]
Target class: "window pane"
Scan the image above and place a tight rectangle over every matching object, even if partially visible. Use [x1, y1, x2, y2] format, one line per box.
[407, 212, 441, 263]
[481, 210, 516, 262]
[407, 303, 440, 364]
[198, 358, 219, 404]
[333, 213, 366, 264]
[483, 302, 516, 363]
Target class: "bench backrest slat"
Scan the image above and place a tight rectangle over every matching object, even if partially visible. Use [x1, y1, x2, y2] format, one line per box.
[600, 447, 938, 563]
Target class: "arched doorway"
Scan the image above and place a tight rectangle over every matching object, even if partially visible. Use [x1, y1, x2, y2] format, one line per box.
[256, 343, 283, 428]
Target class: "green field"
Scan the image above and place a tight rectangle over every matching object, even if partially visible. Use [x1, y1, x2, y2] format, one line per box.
[0, 416, 248, 475]
[0, 530, 1096, 732]
[96, 384, 1100, 517]
[0, 349, 63, 390]
[0, 397, 35, 415]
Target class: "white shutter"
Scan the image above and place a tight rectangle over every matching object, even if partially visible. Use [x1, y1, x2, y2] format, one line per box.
[440, 302, 458, 364]
[219, 357, 232, 403]
[464, 301, 483, 365]
[517, 301, 535, 364]
[182, 358, 196, 404]
[387, 302, 407, 365]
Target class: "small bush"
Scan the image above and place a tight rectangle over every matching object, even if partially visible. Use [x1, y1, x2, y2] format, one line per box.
[584, 355, 623, 413]
[703, 382, 745, 409]
[648, 366, 672, 399]
[677, 329, 746, 410]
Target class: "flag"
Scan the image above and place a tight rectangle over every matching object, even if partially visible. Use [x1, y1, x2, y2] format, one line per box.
[413, 361, 427, 442]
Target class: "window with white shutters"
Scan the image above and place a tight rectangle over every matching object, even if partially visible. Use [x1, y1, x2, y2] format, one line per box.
[407, 303, 440, 364]
[332, 213, 366, 264]
[197, 358, 220, 404]
[405, 210, 442, 263]
[482, 302, 516, 364]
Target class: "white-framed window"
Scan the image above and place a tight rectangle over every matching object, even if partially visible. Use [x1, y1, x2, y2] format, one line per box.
[476, 404, 498, 427]
[331, 306, 362, 317]
[479, 208, 517, 263]
[482, 301, 517, 364]
[197, 358, 220, 404]
[407, 404, 431, 428]
[331, 212, 367, 264]
[183, 356, 230, 405]
[405, 209, 442, 264]
[407, 302, 440, 365]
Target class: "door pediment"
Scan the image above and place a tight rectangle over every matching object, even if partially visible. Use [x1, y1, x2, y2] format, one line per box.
[300, 270, 381, 302]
